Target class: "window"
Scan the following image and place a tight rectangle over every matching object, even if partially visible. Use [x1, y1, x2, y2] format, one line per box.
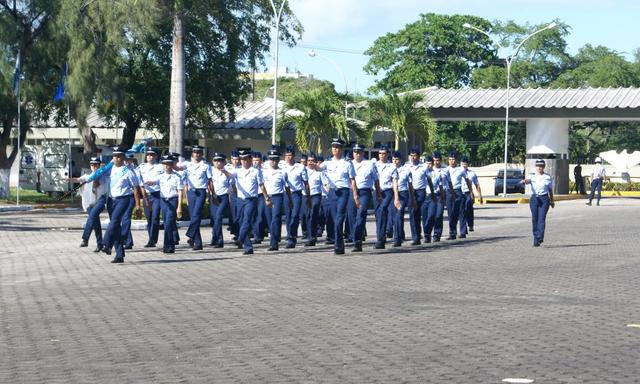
[44, 154, 68, 168]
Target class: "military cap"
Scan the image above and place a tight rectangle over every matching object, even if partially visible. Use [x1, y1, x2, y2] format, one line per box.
[89, 156, 100, 164]
[535, 159, 546, 166]
[267, 149, 281, 159]
[212, 152, 226, 161]
[161, 154, 174, 164]
[331, 138, 345, 147]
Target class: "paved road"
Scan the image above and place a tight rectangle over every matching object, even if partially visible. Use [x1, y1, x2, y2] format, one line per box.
[1, 199, 639, 383]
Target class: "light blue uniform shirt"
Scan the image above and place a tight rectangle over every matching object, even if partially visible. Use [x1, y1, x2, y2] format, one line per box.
[183, 160, 212, 190]
[406, 162, 429, 190]
[126, 164, 141, 187]
[429, 167, 443, 193]
[449, 166, 469, 190]
[211, 168, 230, 196]
[322, 157, 356, 190]
[462, 169, 478, 193]
[283, 162, 308, 192]
[528, 172, 553, 196]
[375, 161, 398, 191]
[396, 165, 413, 192]
[231, 167, 264, 199]
[138, 162, 164, 193]
[158, 172, 184, 199]
[80, 173, 109, 198]
[262, 166, 289, 195]
[307, 168, 328, 196]
[435, 166, 451, 191]
[353, 159, 378, 190]
[108, 165, 138, 198]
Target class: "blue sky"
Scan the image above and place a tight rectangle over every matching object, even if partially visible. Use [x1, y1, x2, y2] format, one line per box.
[266, 0, 640, 95]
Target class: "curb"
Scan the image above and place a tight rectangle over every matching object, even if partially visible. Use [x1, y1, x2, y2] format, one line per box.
[0, 205, 33, 212]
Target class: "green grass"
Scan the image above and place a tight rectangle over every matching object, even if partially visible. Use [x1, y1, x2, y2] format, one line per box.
[2, 187, 79, 205]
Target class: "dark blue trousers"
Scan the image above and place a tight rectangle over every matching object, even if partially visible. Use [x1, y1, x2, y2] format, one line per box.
[103, 195, 133, 259]
[317, 195, 326, 238]
[393, 191, 409, 245]
[588, 178, 603, 204]
[434, 189, 448, 239]
[300, 193, 308, 236]
[322, 194, 335, 242]
[409, 189, 426, 242]
[161, 196, 178, 251]
[123, 194, 136, 248]
[354, 188, 372, 244]
[229, 193, 239, 236]
[82, 195, 106, 247]
[306, 194, 322, 242]
[461, 191, 473, 235]
[449, 189, 463, 237]
[386, 200, 396, 236]
[265, 193, 284, 248]
[285, 190, 303, 245]
[530, 194, 550, 245]
[144, 191, 161, 245]
[186, 188, 207, 247]
[253, 194, 267, 241]
[424, 195, 439, 238]
[209, 193, 229, 247]
[346, 191, 357, 242]
[375, 189, 394, 245]
[237, 197, 257, 252]
[331, 188, 350, 251]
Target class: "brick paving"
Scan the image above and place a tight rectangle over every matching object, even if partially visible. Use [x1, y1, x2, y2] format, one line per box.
[1, 199, 639, 383]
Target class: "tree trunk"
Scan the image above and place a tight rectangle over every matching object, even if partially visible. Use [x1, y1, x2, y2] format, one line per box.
[169, 9, 185, 155]
[75, 106, 97, 155]
[120, 118, 139, 148]
[0, 106, 28, 199]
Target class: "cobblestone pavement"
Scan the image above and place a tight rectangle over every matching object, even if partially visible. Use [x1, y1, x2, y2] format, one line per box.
[1, 199, 640, 383]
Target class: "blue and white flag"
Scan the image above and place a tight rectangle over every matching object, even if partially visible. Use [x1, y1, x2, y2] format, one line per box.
[53, 63, 68, 102]
[12, 50, 21, 96]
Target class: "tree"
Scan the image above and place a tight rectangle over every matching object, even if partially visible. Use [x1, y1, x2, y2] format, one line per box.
[363, 13, 496, 93]
[365, 92, 436, 151]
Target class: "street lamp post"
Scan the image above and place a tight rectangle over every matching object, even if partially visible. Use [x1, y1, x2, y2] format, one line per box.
[463, 22, 557, 196]
[269, 0, 287, 146]
[307, 49, 349, 135]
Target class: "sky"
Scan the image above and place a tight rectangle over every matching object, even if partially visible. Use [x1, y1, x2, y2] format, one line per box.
[265, 0, 640, 95]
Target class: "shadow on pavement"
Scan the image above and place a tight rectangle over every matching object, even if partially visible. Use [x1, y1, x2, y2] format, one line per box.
[543, 243, 610, 249]
[135, 257, 234, 264]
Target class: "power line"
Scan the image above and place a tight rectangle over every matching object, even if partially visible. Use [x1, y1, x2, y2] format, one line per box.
[294, 44, 366, 55]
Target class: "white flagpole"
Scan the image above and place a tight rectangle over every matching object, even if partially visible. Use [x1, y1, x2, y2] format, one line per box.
[16, 85, 20, 206]
[68, 102, 72, 202]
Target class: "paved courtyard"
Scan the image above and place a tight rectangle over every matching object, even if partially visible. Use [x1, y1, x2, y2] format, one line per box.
[1, 198, 640, 383]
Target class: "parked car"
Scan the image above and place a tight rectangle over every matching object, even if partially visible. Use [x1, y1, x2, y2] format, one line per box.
[494, 169, 525, 195]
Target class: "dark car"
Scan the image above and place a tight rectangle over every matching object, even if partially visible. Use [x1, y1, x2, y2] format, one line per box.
[494, 169, 525, 195]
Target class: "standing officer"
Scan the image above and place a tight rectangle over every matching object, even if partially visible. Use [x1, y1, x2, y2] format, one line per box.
[169, 152, 184, 245]
[180, 145, 212, 250]
[432, 151, 452, 242]
[144, 155, 184, 253]
[252, 151, 267, 243]
[424, 156, 445, 242]
[460, 156, 483, 234]
[373, 146, 399, 249]
[282, 145, 310, 248]
[320, 138, 358, 255]
[392, 151, 414, 247]
[521, 159, 555, 246]
[587, 157, 606, 206]
[209, 152, 231, 248]
[351, 144, 381, 252]
[222, 148, 271, 254]
[573, 162, 585, 194]
[101, 146, 142, 263]
[138, 147, 164, 248]
[406, 147, 429, 245]
[304, 153, 327, 247]
[262, 149, 291, 251]
[318, 156, 335, 245]
[226, 150, 241, 238]
[446, 151, 472, 240]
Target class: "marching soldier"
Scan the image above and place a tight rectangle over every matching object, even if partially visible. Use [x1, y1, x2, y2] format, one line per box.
[406, 147, 430, 245]
[432, 151, 451, 242]
[252, 152, 267, 243]
[123, 152, 144, 249]
[304, 153, 327, 247]
[262, 149, 291, 251]
[373, 146, 399, 249]
[392, 151, 414, 247]
[138, 147, 164, 248]
[282, 146, 310, 248]
[424, 156, 445, 242]
[351, 143, 381, 252]
[446, 151, 473, 239]
[460, 156, 483, 234]
[180, 145, 212, 250]
[210, 152, 231, 248]
[521, 159, 555, 246]
[226, 150, 241, 238]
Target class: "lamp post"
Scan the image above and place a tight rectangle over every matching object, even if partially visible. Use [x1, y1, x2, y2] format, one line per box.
[307, 49, 349, 135]
[269, 0, 287, 146]
[463, 22, 557, 196]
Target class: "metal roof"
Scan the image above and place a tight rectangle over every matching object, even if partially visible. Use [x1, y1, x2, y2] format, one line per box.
[213, 98, 302, 129]
[413, 87, 640, 109]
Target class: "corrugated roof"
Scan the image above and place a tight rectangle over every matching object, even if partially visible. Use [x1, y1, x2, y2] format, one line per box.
[213, 98, 302, 129]
[413, 87, 640, 109]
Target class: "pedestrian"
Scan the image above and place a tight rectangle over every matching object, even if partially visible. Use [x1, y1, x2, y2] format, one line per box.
[460, 156, 483, 234]
[180, 145, 212, 250]
[405, 147, 430, 245]
[432, 151, 450, 242]
[391, 151, 413, 247]
[573, 162, 585, 195]
[262, 149, 291, 251]
[144, 155, 184, 253]
[424, 156, 444, 242]
[101, 146, 142, 263]
[373, 146, 400, 249]
[138, 147, 164, 248]
[209, 152, 231, 248]
[304, 153, 327, 247]
[282, 146, 309, 248]
[351, 143, 382, 252]
[587, 157, 606, 206]
[521, 159, 555, 246]
[446, 151, 473, 239]
[319, 138, 358, 255]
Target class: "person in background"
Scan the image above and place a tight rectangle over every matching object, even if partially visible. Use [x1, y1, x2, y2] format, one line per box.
[573, 162, 585, 195]
[587, 157, 606, 206]
[521, 159, 555, 247]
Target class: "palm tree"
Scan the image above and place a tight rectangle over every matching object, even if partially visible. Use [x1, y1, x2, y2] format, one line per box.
[366, 92, 437, 151]
[280, 87, 363, 153]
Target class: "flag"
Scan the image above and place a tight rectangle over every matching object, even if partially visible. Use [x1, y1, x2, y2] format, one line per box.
[53, 63, 68, 102]
[12, 50, 21, 96]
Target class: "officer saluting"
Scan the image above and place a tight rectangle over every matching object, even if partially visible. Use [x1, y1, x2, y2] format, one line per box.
[101, 146, 142, 263]
[209, 152, 231, 248]
[319, 138, 358, 255]
[179, 145, 212, 251]
[221, 148, 271, 255]
[262, 149, 292, 251]
[521, 159, 555, 247]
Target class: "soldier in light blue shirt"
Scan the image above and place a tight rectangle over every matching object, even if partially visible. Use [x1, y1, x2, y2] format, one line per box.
[222, 148, 271, 254]
[373, 146, 400, 249]
[262, 149, 292, 251]
[251, 152, 267, 244]
[178, 145, 212, 251]
[282, 146, 310, 248]
[432, 151, 452, 241]
[304, 153, 329, 247]
[350, 144, 382, 252]
[319, 138, 358, 255]
[138, 147, 164, 248]
[123, 152, 143, 249]
[391, 151, 415, 247]
[521, 159, 555, 246]
[460, 156, 483, 236]
[209, 152, 231, 248]
[101, 146, 141, 263]
[446, 151, 473, 240]
[405, 147, 432, 246]
[225, 150, 241, 239]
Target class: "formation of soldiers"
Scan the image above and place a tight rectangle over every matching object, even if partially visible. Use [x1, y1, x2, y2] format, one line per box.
[75, 138, 485, 263]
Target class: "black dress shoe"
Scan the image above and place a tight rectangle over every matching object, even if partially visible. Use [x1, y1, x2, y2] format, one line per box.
[267, 246, 278, 251]
[411, 240, 421, 246]
[386, 232, 393, 239]
[213, 244, 224, 248]
[124, 245, 133, 250]
[111, 257, 124, 263]
[374, 243, 385, 249]
[187, 239, 194, 246]
[325, 240, 334, 245]
[253, 239, 263, 244]
[446, 235, 456, 240]
[459, 234, 466, 239]
[243, 249, 254, 255]
[345, 238, 353, 244]
[163, 248, 175, 254]
[285, 243, 296, 249]
[334, 248, 345, 255]
[468, 227, 474, 232]
[352, 242, 363, 252]
[101, 247, 112, 255]
[93, 247, 102, 253]
[433, 237, 441, 242]
[144, 243, 155, 248]
[80, 240, 88, 247]
[192, 245, 203, 251]
[392, 242, 401, 247]
[304, 241, 316, 247]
